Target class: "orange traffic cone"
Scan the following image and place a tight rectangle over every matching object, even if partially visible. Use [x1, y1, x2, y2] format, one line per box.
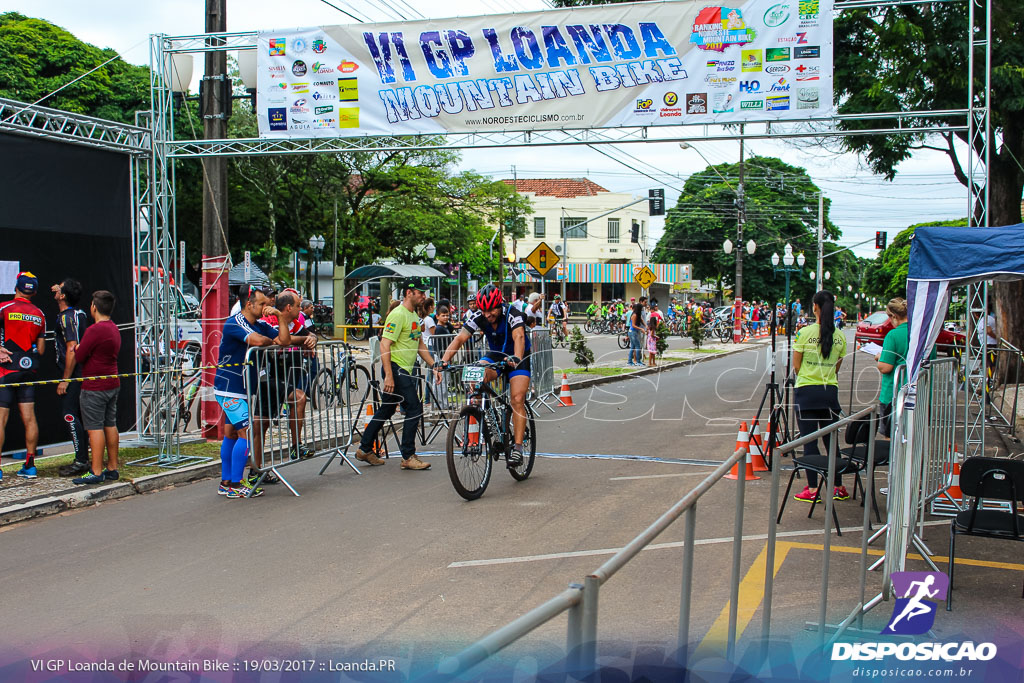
[558, 373, 575, 407]
[726, 421, 760, 480]
[467, 413, 480, 445]
[944, 460, 963, 504]
[361, 402, 375, 429]
[749, 421, 770, 472]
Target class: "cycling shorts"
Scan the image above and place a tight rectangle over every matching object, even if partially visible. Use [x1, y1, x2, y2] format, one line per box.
[0, 371, 35, 407]
[215, 394, 250, 430]
[480, 354, 531, 380]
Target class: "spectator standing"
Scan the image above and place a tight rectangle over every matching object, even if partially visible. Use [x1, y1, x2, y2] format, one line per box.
[434, 304, 453, 336]
[875, 298, 935, 437]
[791, 290, 848, 503]
[645, 316, 659, 367]
[419, 297, 437, 356]
[71, 291, 123, 485]
[52, 279, 92, 477]
[0, 272, 46, 481]
[211, 285, 294, 498]
[353, 278, 436, 470]
[627, 302, 645, 366]
[300, 299, 315, 333]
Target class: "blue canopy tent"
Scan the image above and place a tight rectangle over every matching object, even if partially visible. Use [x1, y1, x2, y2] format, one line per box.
[906, 223, 1024, 383]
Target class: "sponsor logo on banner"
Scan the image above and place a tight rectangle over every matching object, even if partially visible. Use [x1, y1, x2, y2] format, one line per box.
[290, 97, 309, 114]
[339, 60, 360, 73]
[777, 32, 809, 44]
[267, 94, 287, 104]
[634, 98, 655, 114]
[686, 92, 707, 114]
[795, 45, 820, 59]
[740, 99, 763, 110]
[712, 92, 734, 113]
[797, 87, 820, 108]
[338, 107, 360, 128]
[291, 83, 310, 93]
[741, 50, 762, 72]
[705, 59, 735, 72]
[795, 63, 820, 80]
[831, 571, 998, 665]
[268, 108, 287, 130]
[315, 105, 334, 115]
[314, 117, 336, 128]
[291, 118, 312, 130]
[663, 92, 678, 106]
[704, 75, 737, 89]
[312, 90, 337, 101]
[268, 65, 286, 79]
[689, 6, 757, 52]
[659, 107, 682, 118]
[739, 79, 761, 93]
[268, 38, 285, 56]
[292, 60, 307, 76]
[313, 80, 335, 87]
[311, 62, 334, 74]
[763, 4, 791, 27]
[766, 47, 790, 62]
[765, 64, 791, 74]
[766, 95, 790, 110]
[266, 82, 288, 94]
[799, 0, 820, 25]
[312, 39, 327, 54]
[292, 37, 308, 54]
[339, 78, 358, 102]
[768, 77, 791, 92]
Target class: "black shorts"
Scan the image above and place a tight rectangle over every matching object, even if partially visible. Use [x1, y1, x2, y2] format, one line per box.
[251, 381, 288, 419]
[480, 354, 531, 379]
[0, 371, 35, 407]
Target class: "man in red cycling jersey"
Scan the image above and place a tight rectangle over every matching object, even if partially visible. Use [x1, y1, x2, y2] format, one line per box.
[0, 272, 46, 480]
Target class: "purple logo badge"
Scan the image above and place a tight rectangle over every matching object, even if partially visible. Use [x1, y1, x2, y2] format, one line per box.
[883, 571, 949, 635]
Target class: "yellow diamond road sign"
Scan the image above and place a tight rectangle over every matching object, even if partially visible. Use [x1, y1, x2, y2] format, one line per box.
[525, 242, 559, 277]
[634, 265, 657, 289]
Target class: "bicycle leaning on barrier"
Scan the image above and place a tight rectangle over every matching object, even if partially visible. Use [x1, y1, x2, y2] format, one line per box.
[440, 359, 537, 500]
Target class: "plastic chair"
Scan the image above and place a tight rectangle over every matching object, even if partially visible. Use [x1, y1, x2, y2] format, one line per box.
[946, 456, 1024, 611]
[777, 434, 863, 538]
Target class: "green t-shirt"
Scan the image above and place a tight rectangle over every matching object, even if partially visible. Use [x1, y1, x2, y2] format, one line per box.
[382, 303, 422, 371]
[793, 323, 847, 387]
[878, 322, 936, 404]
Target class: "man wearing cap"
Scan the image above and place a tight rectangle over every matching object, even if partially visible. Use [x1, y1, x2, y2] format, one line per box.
[354, 277, 436, 470]
[0, 272, 47, 480]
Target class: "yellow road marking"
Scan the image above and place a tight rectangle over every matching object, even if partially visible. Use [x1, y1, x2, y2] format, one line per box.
[697, 540, 1024, 654]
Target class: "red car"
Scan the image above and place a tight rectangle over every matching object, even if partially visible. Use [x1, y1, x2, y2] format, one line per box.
[855, 310, 964, 355]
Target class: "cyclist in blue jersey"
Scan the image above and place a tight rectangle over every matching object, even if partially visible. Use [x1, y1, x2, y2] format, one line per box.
[435, 285, 531, 465]
[213, 284, 296, 498]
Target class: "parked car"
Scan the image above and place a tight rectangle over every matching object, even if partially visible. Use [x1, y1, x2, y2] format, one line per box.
[855, 310, 965, 355]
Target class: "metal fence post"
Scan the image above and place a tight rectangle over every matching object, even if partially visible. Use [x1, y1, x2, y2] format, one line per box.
[818, 431, 838, 646]
[677, 504, 697, 665]
[566, 582, 585, 673]
[727, 451, 747, 660]
[582, 574, 600, 672]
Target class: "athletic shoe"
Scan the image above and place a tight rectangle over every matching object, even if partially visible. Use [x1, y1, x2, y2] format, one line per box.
[104, 469, 119, 481]
[59, 461, 91, 477]
[833, 486, 851, 501]
[217, 484, 232, 496]
[400, 456, 430, 470]
[793, 486, 819, 503]
[15, 466, 37, 479]
[72, 471, 106, 485]
[294, 445, 316, 459]
[246, 472, 280, 487]
[507, 446, 523, 467]
[227, 485, 264, 499]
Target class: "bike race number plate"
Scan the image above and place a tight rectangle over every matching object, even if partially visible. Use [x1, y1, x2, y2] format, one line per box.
[462, 365, 487, 383]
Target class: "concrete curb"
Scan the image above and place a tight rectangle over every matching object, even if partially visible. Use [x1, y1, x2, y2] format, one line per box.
[0, 461, 221, 528]
[1, 342, 763, 528]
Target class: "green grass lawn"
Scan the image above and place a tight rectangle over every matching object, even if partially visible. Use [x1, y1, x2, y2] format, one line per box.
[1, 441, 220, 481]
[559, 367, 630, 377]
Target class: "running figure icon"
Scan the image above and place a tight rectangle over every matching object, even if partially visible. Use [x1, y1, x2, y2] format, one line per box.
[883, 571, 949, 635]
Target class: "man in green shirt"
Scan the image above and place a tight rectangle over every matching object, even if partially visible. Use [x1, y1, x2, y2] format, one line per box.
[354, 277, 436, 470]
[585, 301, 598, 320]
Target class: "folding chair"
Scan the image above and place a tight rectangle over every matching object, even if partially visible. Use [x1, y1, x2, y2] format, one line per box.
[839, 415, 891, 525]
[947, 456, 1024, 611]
[777, 437, 863, 537]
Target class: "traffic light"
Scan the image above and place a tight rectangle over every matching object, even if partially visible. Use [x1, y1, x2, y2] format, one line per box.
[875, 231, 887, 249]
[630, 221, 640, 243]
[648, 188, 665, 216]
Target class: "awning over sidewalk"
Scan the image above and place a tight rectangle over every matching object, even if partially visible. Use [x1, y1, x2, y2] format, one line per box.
[346, 263, 447, 280]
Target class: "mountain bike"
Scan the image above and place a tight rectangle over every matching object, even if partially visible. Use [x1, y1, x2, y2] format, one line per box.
[550, 323, 569, 348]
[310, 353, 371, 410]
[444, 360, 537, 500]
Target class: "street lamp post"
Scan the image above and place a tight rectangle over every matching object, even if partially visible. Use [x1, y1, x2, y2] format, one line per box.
[771, 243, 805, 441]
[309, 234, 325, 304]
[723, 237, 756, 341]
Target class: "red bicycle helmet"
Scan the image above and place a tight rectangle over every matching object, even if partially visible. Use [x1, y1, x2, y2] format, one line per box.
[476, 284, 504, 311]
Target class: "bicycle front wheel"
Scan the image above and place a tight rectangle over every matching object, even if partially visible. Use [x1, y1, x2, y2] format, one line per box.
[618, 332, 630, 349]
[446, 406, 492, 500]
[506, 410, 536, 482]
[312, 369, 337, 410]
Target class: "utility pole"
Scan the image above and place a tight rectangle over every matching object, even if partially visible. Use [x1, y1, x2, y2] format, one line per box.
[732, 126, 746, 343]
[200, 0, 229, 440]
[816, 192, 824, 286]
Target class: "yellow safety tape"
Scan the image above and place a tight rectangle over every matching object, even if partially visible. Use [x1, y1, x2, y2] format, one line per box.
[0, 362, 248, 388]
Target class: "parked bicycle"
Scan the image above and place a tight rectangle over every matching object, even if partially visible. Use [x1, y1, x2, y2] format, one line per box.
[310, 353, 371, 410]
[443, 360, 537, 500]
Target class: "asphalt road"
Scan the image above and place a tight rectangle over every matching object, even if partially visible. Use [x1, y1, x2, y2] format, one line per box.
[0, 334, 1017, 677]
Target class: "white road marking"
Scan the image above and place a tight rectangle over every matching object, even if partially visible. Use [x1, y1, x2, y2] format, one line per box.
[684, 432, 744, 437]
[609, 471, 715, 481]
[447, 521, 948, 568]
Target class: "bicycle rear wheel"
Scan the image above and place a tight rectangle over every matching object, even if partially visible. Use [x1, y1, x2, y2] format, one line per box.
[506, 410, 536, 481]
[312, 369, 337, 410]
[346, 363, 371, 405]
[446, 406, 492, 500]
[617, 331, 630, 349]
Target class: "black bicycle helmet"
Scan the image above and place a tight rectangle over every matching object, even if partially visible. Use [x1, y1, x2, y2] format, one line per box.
[476, 284, 504, 311]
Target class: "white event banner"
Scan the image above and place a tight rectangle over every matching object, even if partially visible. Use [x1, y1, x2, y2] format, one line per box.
[257, 0, 832, 138]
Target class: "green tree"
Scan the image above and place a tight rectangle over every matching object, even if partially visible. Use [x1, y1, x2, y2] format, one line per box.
[569, 325, 595, 369]
[653, 156, 836, 305]
[833, 3, 1024, 344]
[864, 218, 968, 303]
[0, 13, 149, 123]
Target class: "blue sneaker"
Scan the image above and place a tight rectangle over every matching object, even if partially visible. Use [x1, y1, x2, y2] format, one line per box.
[104, 469, 119, 481]
[16, 466, 37, 479]
[72, 471, 106, 485]
[0, 469, 4, 483]
[217, 484, 232, 496]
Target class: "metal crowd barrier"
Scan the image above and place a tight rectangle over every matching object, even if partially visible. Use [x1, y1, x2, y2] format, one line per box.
[987, 339, 1022, 435]
[243, 340, 360, 496]
[529, 327, 557, 410]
